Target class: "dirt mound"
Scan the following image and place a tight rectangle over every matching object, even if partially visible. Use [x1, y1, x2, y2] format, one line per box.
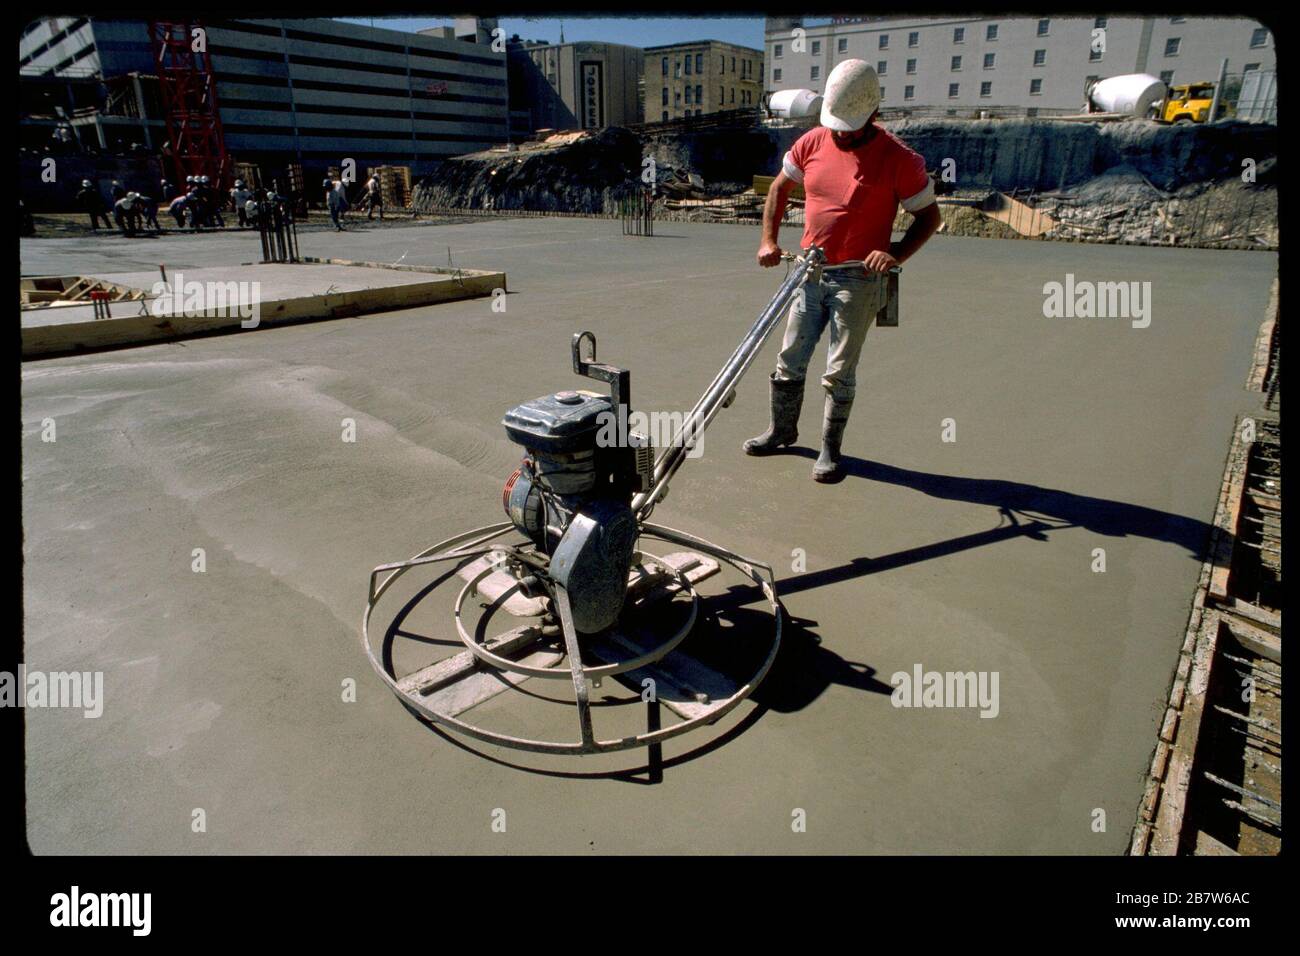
[411, 127, 644, 214]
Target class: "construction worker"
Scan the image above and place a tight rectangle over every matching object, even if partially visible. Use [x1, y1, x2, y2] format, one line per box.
[113, 192, 141, 236]
[326, 176, 348, 231]
[364, 174, 384, 220]
[199, 176, 224, 227]
[137, 192, 160, 231]
[76, 179, 112, 230]
[231, 178, 253, 227]
[110, 179, 126, 202]
[747, 59, 941, 482]
[168, 193, 190, 228]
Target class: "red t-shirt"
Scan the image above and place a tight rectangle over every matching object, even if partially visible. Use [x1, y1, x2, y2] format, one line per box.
[782, 125, 933, 265]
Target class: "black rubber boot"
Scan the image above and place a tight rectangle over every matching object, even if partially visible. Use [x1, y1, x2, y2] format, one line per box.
[743, 374, 804, 455]
[812, 394, 854, 482]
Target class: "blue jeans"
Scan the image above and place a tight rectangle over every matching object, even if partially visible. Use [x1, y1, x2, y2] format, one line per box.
[774, 267, 885, 403]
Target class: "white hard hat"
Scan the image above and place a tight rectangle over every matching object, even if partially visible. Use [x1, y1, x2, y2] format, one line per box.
[821, 59, 881, 132]
[200, 175, 209, 184]
[82, 179, 92, 187]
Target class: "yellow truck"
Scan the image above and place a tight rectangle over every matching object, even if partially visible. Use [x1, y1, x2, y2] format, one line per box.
[1159, 82, 1226, 124]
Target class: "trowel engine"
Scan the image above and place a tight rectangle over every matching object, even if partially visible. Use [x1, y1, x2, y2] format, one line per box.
[501, 332, 654, 634]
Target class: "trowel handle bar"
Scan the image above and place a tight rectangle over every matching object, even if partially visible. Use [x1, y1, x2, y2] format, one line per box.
[631, 246, 827, 521]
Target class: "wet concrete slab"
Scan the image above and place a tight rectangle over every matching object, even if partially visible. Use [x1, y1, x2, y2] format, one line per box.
[20, 219, 1276, 853]
[21, 260, 503, 357]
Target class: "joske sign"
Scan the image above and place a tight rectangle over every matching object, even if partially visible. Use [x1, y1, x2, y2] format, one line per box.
[580, 61, 604, 129]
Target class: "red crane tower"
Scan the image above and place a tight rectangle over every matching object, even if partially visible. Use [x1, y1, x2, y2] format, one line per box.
[150, 20, 231, 192]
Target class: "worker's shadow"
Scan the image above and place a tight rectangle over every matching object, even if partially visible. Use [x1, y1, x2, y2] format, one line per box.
[783, 451, 1215, 562]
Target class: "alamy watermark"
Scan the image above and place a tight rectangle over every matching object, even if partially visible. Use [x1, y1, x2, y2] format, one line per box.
[1042, 273, 1151, 328]
[0, 666, 103, 717]
[150, 270, 262, 329]
[891, 664, 999, 718]
[595, 405, 704, 458]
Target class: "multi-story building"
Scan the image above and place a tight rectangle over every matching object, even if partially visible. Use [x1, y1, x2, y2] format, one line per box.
[19, 16, 510, 173]
[764, 16, 1275, 113]
[643, 40, 765, 122]
[508, 39, 643, 133]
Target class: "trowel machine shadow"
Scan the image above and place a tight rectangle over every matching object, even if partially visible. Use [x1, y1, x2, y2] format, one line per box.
[362, 246, 898, 757]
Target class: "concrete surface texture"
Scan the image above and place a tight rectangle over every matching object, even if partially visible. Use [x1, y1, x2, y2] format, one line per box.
[21, 220, 1274, 853]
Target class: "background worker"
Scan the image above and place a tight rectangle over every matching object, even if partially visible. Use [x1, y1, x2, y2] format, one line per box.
[112, 192, 141, 236]
[746, 58, 942, 482]
[364, 174, 384, 221]
[325, 176, 348, 231]
[231, 179, 253, 227]
[76, 179, 111, 230]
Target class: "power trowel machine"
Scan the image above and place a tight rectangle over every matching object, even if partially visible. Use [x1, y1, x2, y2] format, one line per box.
[362, 247, 898, 755]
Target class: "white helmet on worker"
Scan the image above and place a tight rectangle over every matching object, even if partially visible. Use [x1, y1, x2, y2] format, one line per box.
[820, 58, 881, 132]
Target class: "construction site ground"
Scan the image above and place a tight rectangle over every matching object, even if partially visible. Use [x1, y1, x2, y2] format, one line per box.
[21, 218, 1275, 853]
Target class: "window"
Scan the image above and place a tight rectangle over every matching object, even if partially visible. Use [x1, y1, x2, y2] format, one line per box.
[1026, 107, 1038, 117]
[1094, 17, 1107, 28]
[986, 24, 998, 41]
[1159, 70, 1174, 85]
[684, 56, 691, 75]
[877, 60, 887, 75]
[720, 55, 724, 71]
[661, 88, 667, 105]
[662, 111, 668, 121]
[674, 90, 681, 104]
[908, 31, 919, 47]
[879, 86, 885, 98]
[684, 86, 691, 104]
[730, 88, 735, 103]
[1037, 18, 1049, 36]
[1029, 78, 1042, 95]
[1164, 38, 1181, 56]
[1244, 62, 1260, 72]
[674, 60, 681, 78]
[1089, 47, 1103, 62]
[661, 57, 668, 76]
[1033, 49, 1046, 66]
[773, 45, 782, 59]
[838, 38, 847, 53]
[810, 64, 820, 80]
[811, 40, 820, 55]
[904, 85, 915, 100]
[953, 27, 965, 43]
[1085, 74, 1100, 88]
[983, 52, 995, 69]
[906, 58, 916, 74]
[773, 68, 782, 82]
[948, 82, 959, 97]
[1251, 28, 1269, 47]
[951, 55, 962, 70]
[879, 34, 889, 49]
[695, 84, 702, 105]
[980, 81, 992, 97]
[695, 53, 702, 73]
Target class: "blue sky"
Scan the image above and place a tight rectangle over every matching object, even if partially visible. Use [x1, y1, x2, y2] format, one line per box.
[337, 16, 775, 50]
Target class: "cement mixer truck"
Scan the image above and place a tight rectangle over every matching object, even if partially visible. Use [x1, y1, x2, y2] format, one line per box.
[1084, 73, 1228, 124]
[1084, 74, 1168, 118]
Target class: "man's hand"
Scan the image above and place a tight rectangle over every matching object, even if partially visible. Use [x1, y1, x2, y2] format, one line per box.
[862, 249, 899, 273]
[757, 240, 784, 268]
